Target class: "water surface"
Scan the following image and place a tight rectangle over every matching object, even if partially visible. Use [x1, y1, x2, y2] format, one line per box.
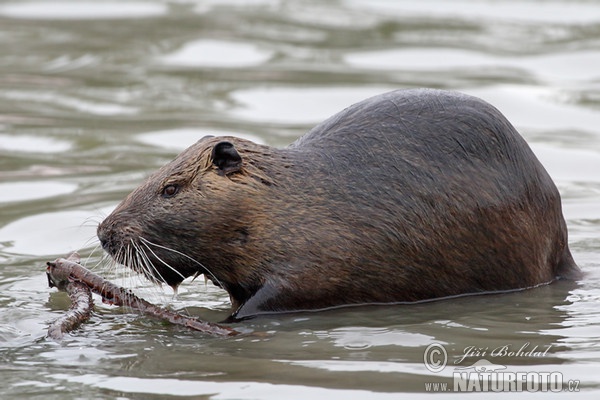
[1, 0, 599, 398]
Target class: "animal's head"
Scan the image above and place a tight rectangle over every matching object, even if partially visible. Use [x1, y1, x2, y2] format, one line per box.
[97, 136, 274, 290]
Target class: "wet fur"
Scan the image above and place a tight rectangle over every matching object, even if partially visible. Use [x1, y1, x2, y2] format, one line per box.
[98, 89, 581, 321]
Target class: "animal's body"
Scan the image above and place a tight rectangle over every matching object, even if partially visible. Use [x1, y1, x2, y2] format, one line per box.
[98, 89, 580, 321]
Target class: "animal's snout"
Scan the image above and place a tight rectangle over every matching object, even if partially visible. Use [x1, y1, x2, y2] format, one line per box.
[96, 215, 143, 257]
[97, 222, 111, 251]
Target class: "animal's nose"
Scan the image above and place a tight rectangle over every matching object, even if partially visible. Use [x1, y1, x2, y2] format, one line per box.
[97, 224, 110, 250]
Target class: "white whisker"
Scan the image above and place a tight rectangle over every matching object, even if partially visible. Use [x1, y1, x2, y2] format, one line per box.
[138, 239, 187, 284]
[134, 241, 175, 301]
[131, 240, 160, 282]
[138, 236, 224, 289]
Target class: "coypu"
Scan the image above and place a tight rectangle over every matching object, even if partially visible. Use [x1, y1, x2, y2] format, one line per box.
[97, 88, 581, 321]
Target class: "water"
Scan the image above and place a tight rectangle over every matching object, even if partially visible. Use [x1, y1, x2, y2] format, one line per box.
[1, 0, 599, 398]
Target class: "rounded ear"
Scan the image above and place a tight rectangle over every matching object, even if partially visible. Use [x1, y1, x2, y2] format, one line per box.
[211, 141, 242, 175]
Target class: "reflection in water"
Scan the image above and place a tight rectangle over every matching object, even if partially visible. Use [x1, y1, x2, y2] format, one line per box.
[160, 39, 274, 69]
[137, 128, 266, 151]
[346, 49, 600, 83]
[0, 181, 77, 203]
[0, 2, 167, 20]
[0, 0, 599, 397]
[0, 134, 73, 153]
[229, 86, 395, 124]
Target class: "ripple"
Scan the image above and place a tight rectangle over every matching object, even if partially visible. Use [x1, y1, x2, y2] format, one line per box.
[193, 0, 281, 13]
[463, 85, 600, 133]
[521, 51, 600, 83]
[344, 0, 600, 24]
[563, 200, 600, 223]
[275, 359, 417, 374]
[1, 91, 137, 116]
[230, 86, 394, 124]
[0, 181, 77, 203]
[43, 54, 100, 73]
[0, 2, 167, 20]
[138, 128, 265, 151]
[48, 374, 402, 399]
[345, 48, 600, 83]
[160, 39, 273, 69]
[0, 134, 73, 154]
[38, 347, 130, 367]
[530, 143, 600, 185]
[0, 208, 112, 256]
[315, 327, 434, 349]
[345, 48, 499, 72]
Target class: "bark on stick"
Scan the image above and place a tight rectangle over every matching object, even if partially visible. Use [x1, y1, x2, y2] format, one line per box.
[46, 253, 239, 338]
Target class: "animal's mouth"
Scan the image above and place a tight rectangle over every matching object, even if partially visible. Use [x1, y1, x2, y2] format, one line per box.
[98, 225, 223, 292]
[99, 240, 192, 290]
[132, 255, 200, 289]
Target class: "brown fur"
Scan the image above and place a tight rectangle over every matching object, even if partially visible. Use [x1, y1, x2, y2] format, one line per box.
[98, 89, 581, 321]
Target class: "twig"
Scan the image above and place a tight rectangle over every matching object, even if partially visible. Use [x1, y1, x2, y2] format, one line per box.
[46, 253, 93, 340]
[46, 253, 239, 338]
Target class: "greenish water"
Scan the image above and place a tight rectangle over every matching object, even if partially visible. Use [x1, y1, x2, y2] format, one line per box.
[1, 1, 599, 398]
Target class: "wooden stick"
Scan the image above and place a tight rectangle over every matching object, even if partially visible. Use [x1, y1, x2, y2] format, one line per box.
[46, 253, 239, 338]
[46, 253, 93, 340]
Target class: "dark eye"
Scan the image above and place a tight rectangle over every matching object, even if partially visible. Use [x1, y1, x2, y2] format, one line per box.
[161, 184, 179, 198]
